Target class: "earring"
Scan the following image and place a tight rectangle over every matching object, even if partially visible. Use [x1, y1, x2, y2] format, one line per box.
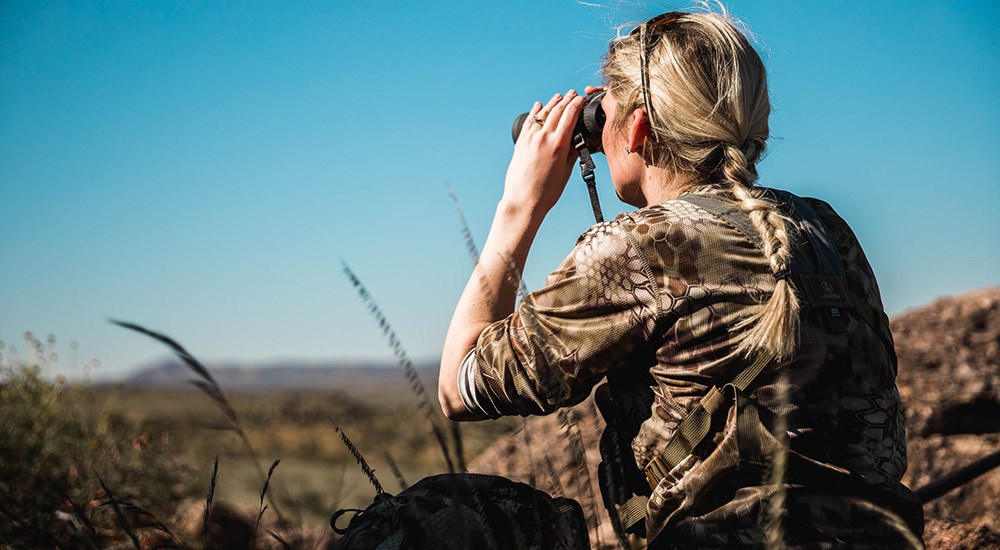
[625, 146, 632, 154]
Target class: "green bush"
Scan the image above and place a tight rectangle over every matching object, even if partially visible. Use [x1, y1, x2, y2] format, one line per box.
[0, 360, 190, 547]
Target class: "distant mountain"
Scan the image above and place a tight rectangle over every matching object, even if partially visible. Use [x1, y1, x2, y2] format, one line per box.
[125, 358, 439, 396]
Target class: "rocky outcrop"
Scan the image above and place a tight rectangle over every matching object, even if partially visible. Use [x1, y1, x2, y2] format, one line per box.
[895, 288, 1000, 534]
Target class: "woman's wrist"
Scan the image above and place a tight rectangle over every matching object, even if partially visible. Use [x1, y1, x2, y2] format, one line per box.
[488, 198, 545, 263]
[495, 196, 548, 229]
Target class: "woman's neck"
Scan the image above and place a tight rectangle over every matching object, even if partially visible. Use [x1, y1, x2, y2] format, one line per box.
[641, 164, 701, 205]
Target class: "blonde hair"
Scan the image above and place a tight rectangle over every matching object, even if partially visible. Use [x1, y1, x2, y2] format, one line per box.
[603, 8, 800, 359]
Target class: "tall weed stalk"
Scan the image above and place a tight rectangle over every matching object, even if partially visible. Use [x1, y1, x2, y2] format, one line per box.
[110, 320, 285, 519]
[341, 262, 458, 473]
[556, 408, 601, 546]
[384, 453, 409, 491]
[521, 418, 538, 487]
[204, 456, 218, 549]
[330, 417, 384, 496]
[447, 184, 529, 301]
[843, 497, 923, 549]
[447, 184, 481, 268]
[253, 459, 281, 542]
[764, 373, 789, 550]
[450, 186, 589, 513]
[447, 185, 534, 477]
[97, 477, 141, 549]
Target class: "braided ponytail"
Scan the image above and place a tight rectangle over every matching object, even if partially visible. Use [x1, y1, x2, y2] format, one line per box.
[722, 144, 801, 359]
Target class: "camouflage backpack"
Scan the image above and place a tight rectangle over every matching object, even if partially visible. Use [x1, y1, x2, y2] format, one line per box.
[330, 473, 589, 550]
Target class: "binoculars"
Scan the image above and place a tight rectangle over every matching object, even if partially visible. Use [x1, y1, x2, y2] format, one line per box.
[511, 90, 607, 153]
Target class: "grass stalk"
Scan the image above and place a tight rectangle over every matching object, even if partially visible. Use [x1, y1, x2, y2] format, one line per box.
[108, 499, 179, 548]
[556, 408, 600, 547]
[447, 184, 482, 267]
[330, 417, 384, 496]
[384, 452, 409, 491]
[448, 184, 530, 302]
[97, 477, 141, 550]
[341, 262, 457, 473]
[844, 497, 923, 549]
[450, 421, 467, 473]
[204, 456, 218, 550]
[110, 320, 285, 520]
[521, 418, 538, 487]
[542, 455, 567, 496]
[765, 373, 789, 550]
[253, 459, 281, 543]
[268, 529, 293, 549]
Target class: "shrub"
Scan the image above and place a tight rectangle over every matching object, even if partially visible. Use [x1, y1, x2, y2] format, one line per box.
[0, 357, 189, 546]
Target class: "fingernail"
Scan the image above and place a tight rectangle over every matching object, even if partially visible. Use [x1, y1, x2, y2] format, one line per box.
[567, 89, 577, 97]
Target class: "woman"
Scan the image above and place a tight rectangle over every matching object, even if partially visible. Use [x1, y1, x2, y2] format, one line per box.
[439, 9, 923, 548]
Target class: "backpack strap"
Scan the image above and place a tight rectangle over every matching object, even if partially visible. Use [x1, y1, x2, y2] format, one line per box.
[680, 192, 765, 250]
[642, 350, 774, 487]
[614, 350, 775, 533]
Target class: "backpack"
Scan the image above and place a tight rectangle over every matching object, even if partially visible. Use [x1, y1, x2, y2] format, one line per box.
[597, 189, 883, 546]
[330, 473, 589, 549]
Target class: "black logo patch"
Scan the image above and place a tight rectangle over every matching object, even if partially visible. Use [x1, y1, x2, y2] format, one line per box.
[798, 274, 853, 308]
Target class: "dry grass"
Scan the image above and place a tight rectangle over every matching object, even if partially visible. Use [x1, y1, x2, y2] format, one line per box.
[1, 342, 517, 546]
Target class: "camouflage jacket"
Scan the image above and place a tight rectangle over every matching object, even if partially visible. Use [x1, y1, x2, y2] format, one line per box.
[460, 186, 923, 547]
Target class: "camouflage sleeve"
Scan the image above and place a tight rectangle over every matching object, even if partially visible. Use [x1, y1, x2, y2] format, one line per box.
[468, 221, 660, 417]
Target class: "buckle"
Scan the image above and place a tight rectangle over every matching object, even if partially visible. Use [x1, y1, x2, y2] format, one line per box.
[644, 455, 667, 488]
[699, 386, 724, 414]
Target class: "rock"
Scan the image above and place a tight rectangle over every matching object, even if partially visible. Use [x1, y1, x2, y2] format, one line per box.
[894, 288, 1000, 437]
[924, 518, 1000, 549]
[895, 288, 1000, 531]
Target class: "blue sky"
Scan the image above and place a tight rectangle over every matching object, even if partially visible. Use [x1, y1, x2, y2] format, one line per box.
[2, 1, 998, 379]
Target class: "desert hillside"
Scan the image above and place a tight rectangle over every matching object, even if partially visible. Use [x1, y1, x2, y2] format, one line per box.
[895, 288, 1000, 547]
[470, 287, 1000, 549]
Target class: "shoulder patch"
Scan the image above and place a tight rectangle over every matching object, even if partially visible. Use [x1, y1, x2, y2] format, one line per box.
[798, 274, 853, 308]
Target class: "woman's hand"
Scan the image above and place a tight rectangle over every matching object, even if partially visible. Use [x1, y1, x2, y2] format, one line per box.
[502, 90, 586, 217]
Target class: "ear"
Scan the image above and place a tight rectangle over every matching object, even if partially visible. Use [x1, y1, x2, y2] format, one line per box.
[627, 108, 651, 153]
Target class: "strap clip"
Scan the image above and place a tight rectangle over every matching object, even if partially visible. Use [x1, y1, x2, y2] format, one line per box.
[700, 386, 725, 413]
[644, 455, 668, 488]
